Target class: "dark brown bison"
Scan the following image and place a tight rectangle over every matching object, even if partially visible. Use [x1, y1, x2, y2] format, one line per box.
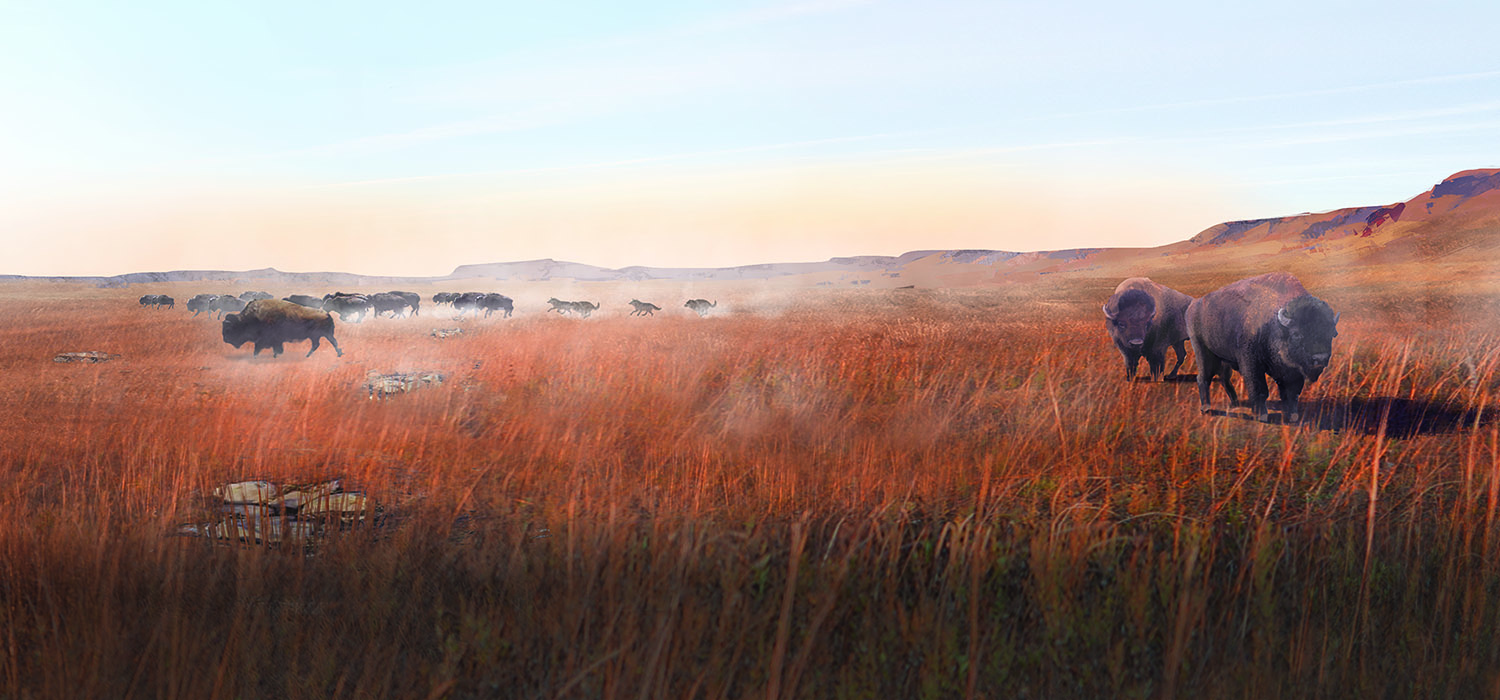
[322, 292, 373, 322]
[222, 299, 343, 358]
[283, 294, 324, 309]
[368, 292, 414, 318]
[388, 291, 421, 316]
[211, 295, 248, 318]
[454, 292, 486, 316]
[186, 294, 218, 316]
[1103, 277, 1193, 382]
[479, 294, 513, 318]
[432, 292, 459, 306]
[1186, 272, 1339, 423]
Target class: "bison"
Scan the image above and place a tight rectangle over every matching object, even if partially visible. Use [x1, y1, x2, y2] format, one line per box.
[1186, 272, 1339, 423]
[138, 294, 174, 309]
[388, 291, 421, 316]
[479, 294, 513, 318]
[211, 295, 248, 318]
[685, 299, 717, 317]
[238, 291, 273, 302]
[186, 294, 219, 316]
[368, 292, 414, 318]
[432, 292, 459, 306]
[283, 294, 324, 310]
[454, 292, 486, 316]
[222, 299, 343, 358]
[1103, 277, 1194, 382]
[322, 293, 373, 322]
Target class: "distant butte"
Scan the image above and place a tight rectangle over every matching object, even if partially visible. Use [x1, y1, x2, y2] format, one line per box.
[3, 169, 1497, 288]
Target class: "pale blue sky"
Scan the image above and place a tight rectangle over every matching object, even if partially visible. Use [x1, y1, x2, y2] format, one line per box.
[2, 1, 1497, 276]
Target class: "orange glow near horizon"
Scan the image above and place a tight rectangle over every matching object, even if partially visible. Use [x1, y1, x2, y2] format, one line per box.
[1, 162, 1245, 278]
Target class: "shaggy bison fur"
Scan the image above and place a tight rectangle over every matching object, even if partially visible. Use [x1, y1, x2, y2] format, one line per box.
[1103, 277, 1194, 382]
[222, 299, 343, 358]
[1186, 272, 1339, 423]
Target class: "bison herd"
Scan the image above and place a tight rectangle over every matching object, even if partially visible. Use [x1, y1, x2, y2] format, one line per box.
[136, 289, 722, 361]
[140, 273, 1343, 425]
[1105, 272, 1340, 424]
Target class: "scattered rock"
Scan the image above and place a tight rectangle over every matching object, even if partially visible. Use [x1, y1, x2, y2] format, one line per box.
[363, 370, 447, 399]
[430, 328, 463, 339]
[54, 351, 120, 363]
[176, 478, 377, 546]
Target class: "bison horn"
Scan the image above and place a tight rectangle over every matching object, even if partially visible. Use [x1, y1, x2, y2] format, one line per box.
[1277, 307, 1292, 327]
[1333, 312, 1340, 325]
[1102, 304, 1116, 320]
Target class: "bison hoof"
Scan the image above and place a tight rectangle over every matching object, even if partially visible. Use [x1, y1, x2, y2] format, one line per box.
[1199, 404, 1212, 414]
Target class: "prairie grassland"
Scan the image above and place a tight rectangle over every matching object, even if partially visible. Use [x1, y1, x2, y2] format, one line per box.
[2, 278, 1500, 698]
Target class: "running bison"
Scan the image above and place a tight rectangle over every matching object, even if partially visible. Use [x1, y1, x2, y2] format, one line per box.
[283, 294, 324, 310]
[222, 299, 343, 358]
[186, 294, 219, 316]
[389, 291, 421, 316]
[1103, 277, 1193, 382]
[454, 292, 486, 316]
[368, 292, 414, 318]
[211, 295, 248, 318]
[685, 299, 717, 317]
[479, 294, 513, 318]
[1186, 272, 1339, 423]
[322, 293, 373, 322]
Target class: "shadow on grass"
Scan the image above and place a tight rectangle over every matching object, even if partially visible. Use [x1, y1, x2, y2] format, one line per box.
[1207, 398, 1489, 437]
[1130, 373, 1196, 384]
[1301, 397, 1488, 437]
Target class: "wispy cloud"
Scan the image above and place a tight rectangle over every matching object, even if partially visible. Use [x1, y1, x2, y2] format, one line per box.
[1050, 70, 1500, 119]
[307, 132, 905, 189]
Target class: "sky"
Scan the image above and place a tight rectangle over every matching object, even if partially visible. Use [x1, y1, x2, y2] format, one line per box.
[2, 0, 1498, 277]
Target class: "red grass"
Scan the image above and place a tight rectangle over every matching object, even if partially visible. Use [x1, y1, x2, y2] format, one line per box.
[2, 278, 1500, 698]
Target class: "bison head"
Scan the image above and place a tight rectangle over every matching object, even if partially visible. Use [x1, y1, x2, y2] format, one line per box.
[221, 312, 252, 348]
[1104, 289, 1156, 348]
[1276, 296, 1339, 379]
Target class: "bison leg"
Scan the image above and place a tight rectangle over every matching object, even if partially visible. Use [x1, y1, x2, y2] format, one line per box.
[314, 333, 342, 357]
[272, 342, 285, 358]
[252, 343, 264, 356]
[1277, 375, 1306, 424]
[1167, 340, 1189, 378]
[1120, 348, 1141, 381]
[1192, 337, 1218, 411]
[1242, 359, 1272, 422]
[1146, 347, 1167, 383]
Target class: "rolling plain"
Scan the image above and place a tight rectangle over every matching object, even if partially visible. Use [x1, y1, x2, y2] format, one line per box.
[3, 253, 1500, 699]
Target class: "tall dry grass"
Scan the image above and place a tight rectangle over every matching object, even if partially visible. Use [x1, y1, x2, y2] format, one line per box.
[1, 279, 1499, 698]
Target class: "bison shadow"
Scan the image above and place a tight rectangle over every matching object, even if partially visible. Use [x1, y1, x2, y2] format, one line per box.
[1300, 397, 1488, 437]
[1131, 373, 1196, 384]
[1207, 397, 1488, 438]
